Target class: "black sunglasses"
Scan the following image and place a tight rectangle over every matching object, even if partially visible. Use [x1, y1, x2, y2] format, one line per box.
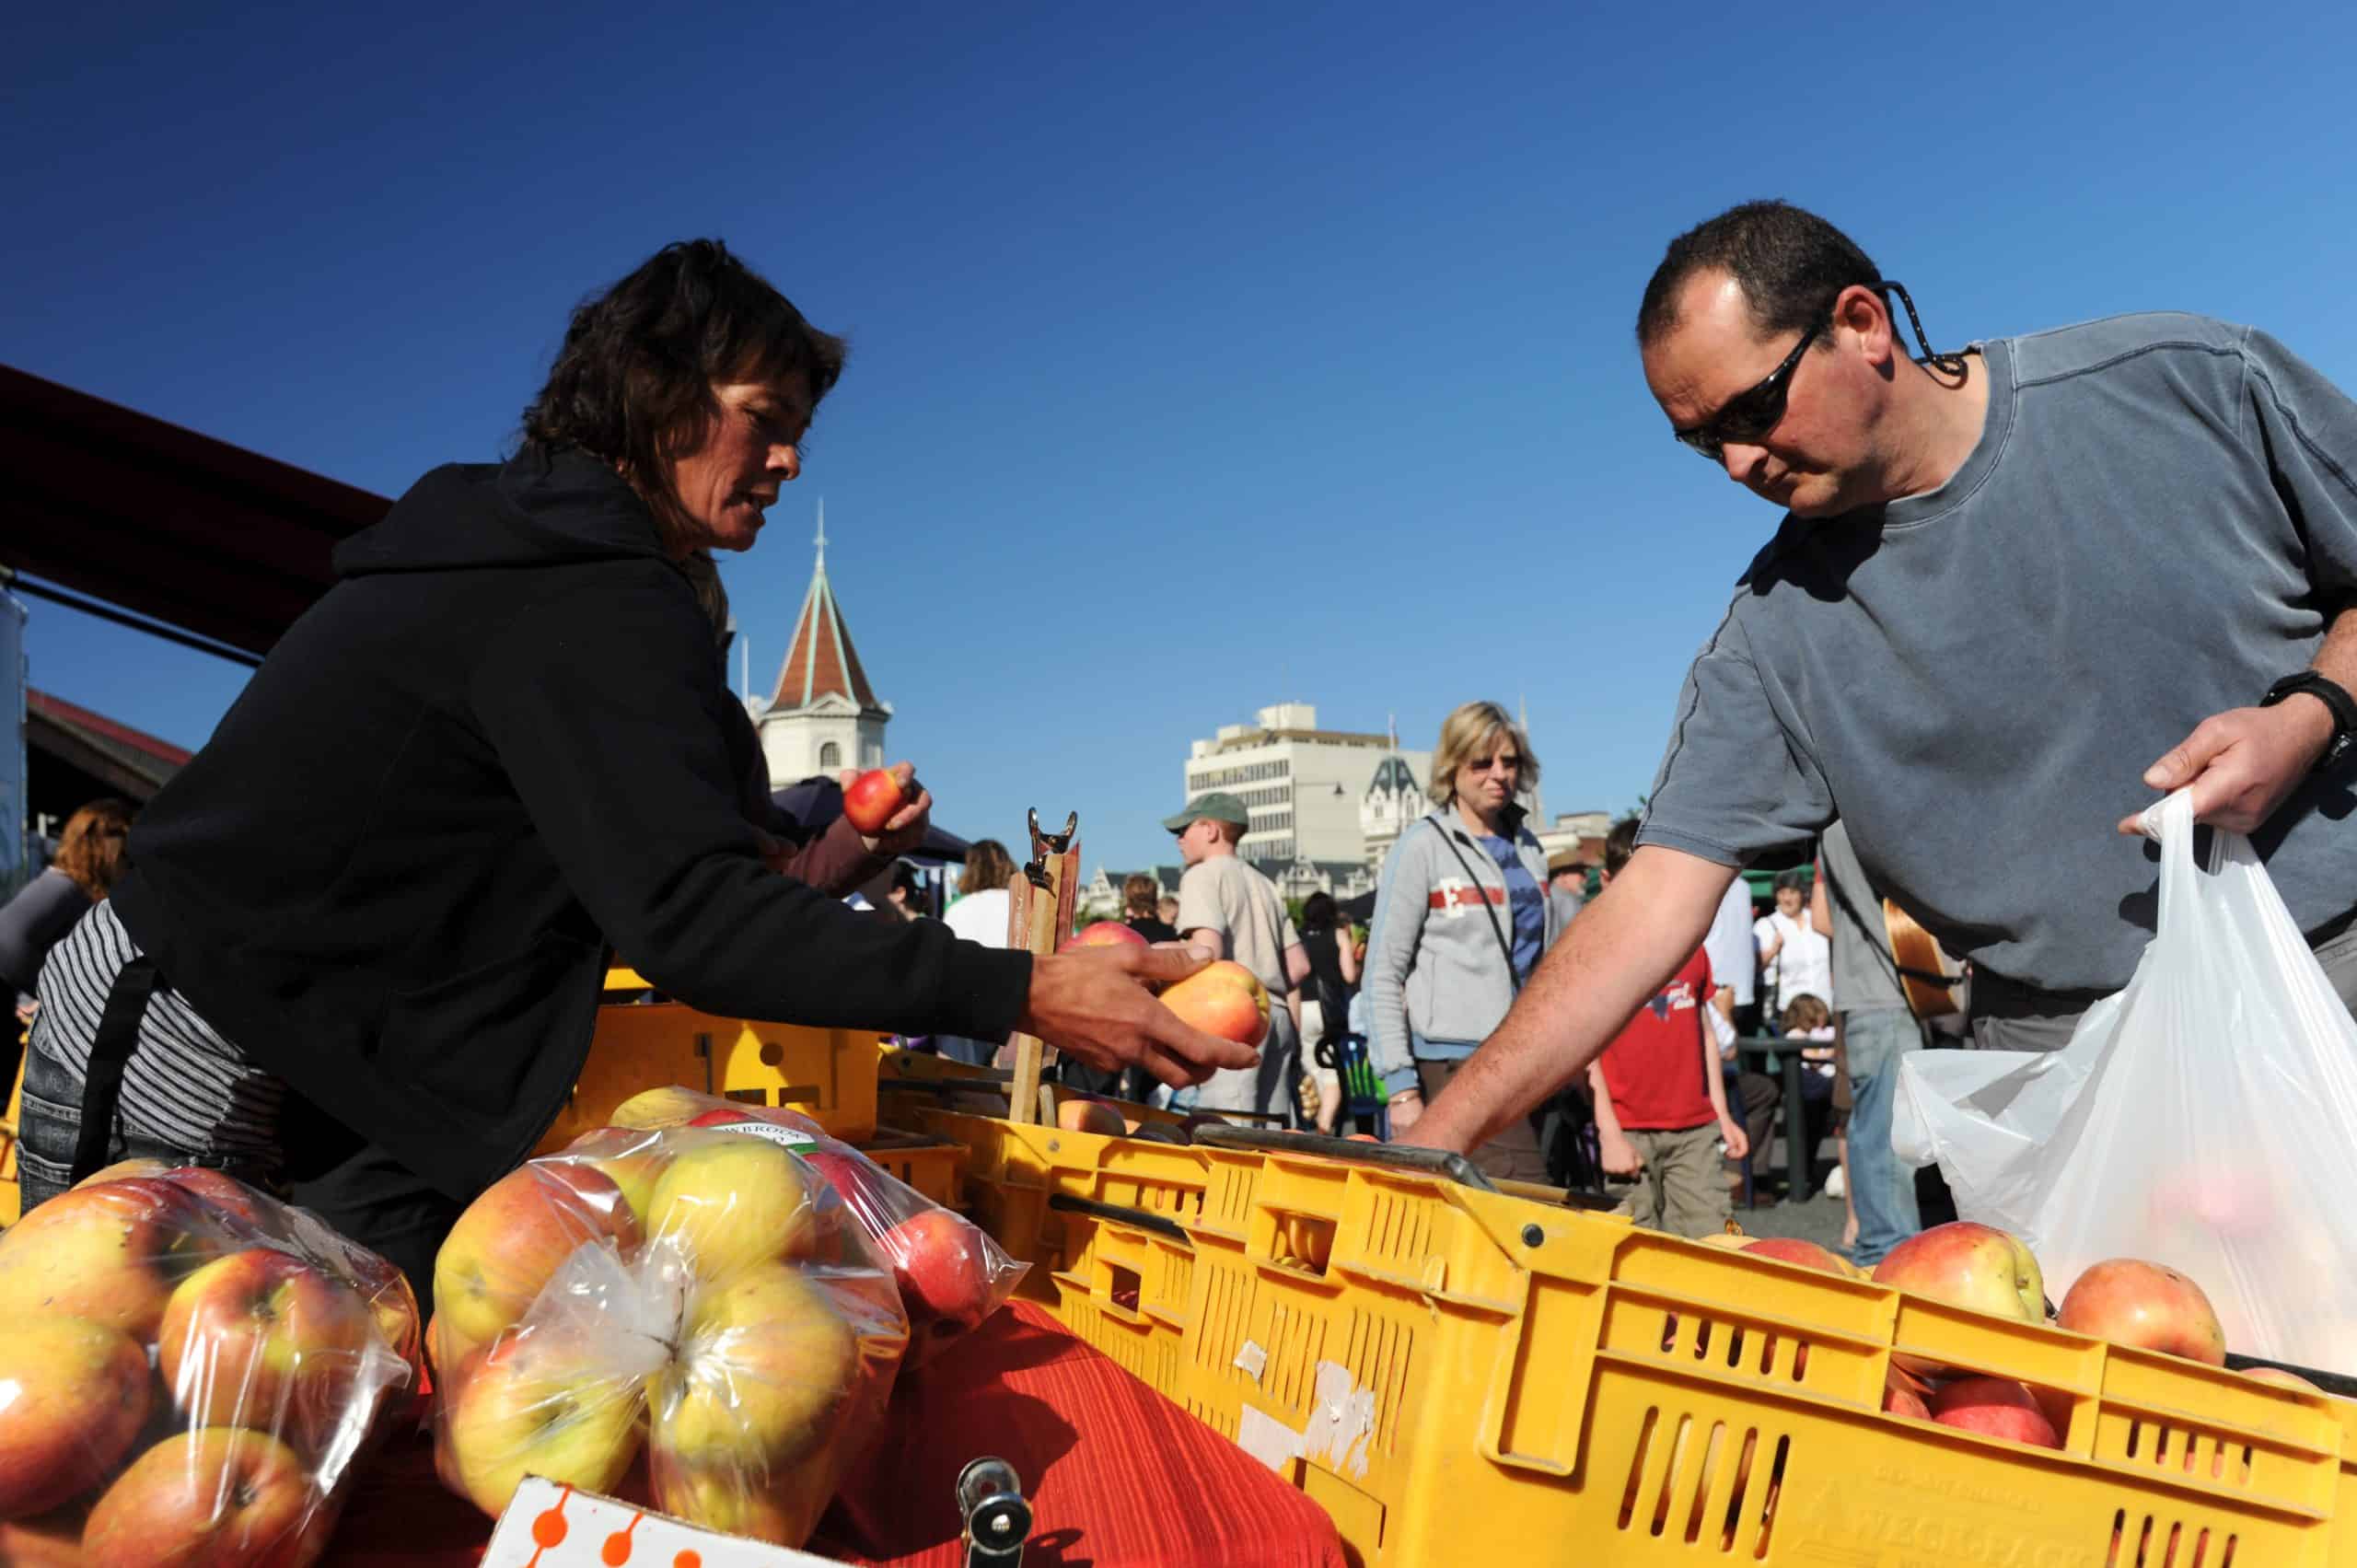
[1671, 306, 1834, 461]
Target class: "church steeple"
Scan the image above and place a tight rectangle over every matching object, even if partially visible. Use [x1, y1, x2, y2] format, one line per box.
[767, 498, 884, 715]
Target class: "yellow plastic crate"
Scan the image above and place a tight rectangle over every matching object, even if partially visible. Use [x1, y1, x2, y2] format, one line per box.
[922, 1112, 2357, 1567]
[852, 1128, 969, 1210]
[539, 968, 887, 1149]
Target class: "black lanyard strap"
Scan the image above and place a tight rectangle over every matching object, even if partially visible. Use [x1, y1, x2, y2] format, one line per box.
[69, 954, 159, 1184]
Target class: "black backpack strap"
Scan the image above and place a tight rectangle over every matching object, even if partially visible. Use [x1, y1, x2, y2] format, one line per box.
[69, 954, 159, 1184]
[1422, 815, 1525, 993]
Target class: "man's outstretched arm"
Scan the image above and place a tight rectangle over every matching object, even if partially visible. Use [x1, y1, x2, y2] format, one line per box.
[1403, 844, 1736, 1156]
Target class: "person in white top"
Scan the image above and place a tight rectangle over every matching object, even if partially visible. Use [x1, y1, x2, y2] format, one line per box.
[936, 839, 1019, 1064]
[1753, 867, 1832, 1015]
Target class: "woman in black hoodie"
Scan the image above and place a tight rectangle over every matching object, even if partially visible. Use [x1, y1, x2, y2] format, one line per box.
[15, 240, 1251, 1296]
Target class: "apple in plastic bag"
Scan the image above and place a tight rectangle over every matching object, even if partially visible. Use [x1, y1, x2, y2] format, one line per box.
[649, 1261, 865, 1545]
[444, 1329, 645, 1517]
[82, 1427, 331, 1568]
[883, 1209, 995, 1335]
[433, 1161, 643, 1350]
[1739, 1237, 1850, 1276]
[562, 1126, 673, 1227]
[2056, 1258, 2228, 1365]
[159, 1246, 378, 1448]
[0, 1177, 227, 1338]
[644, 1135, 819, 1281]
[0, 1316, 154, 1517]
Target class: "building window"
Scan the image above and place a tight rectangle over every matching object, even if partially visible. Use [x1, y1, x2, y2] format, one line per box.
[819, 741, 842, 769]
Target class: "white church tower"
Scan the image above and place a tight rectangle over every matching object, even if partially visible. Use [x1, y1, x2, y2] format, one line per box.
[757, 502, 892, 785]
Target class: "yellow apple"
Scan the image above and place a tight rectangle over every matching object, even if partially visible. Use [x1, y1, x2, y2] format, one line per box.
[651, 1261, 859, 1469]
[441, 1327, 645, 1518]
[562, 1126, 672, 1226]
[644, 1136, 818, 1282]
[609, 1086, 714, 1131]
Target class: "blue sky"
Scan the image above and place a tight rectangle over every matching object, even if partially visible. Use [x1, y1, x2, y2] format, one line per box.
[10, 1, 2357, 878]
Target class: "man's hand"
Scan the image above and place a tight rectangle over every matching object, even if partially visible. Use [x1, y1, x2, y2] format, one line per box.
[1386, 1088, 1425, 1136]
[1600, 1131, 1643, 1178]
[1016, 945, 1260, 1089]
[2118, 700, 2335, 836]
[841, 762, 933, 856]
[1720, 1118, 1749, 1161]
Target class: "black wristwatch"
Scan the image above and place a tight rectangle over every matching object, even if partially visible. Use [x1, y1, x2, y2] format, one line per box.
[2260, 671, 2357, 772]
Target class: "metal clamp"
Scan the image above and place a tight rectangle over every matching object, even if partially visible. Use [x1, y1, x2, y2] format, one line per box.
[958, 1456, 1030, 1567]
[1021, 807, 1078, 891]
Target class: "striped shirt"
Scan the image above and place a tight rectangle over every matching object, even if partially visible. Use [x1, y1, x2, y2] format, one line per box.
[29, 900, 286, 1159]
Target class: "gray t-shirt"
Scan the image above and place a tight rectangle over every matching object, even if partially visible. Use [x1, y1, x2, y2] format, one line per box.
[1639, 314, 2357, 993]
[1817, 820, 1908, 1016]
[1177, 854, 1298, 999]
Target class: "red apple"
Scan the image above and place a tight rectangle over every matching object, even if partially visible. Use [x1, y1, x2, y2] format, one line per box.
[1873, 1222, 2045, 1324]
[72, 1157, 172, 1189]
[0, 1177, 226, 1339]
[1740, 1237, 1851, 1276]
[882, 1209, 995, 1333]
[1883, 1379, 1931, 1420]
[1060, 921, 1149, 953]
[159, 1247, 377, 1451]
[1160, 959, 1270, 1047]
[0, 1506, 87, 1567]
[2056, 1258, 2227, 1366]
[158, 1167, 280, 1234]
[842, 766, 910, 835]
[82, 1427, 331, 1568]
[1929, 1376, 2062, 1449]
[433, 1162, 642, 1352]
[2245, 1365, 2325, 1394]
[0, 1316, 153, 1517]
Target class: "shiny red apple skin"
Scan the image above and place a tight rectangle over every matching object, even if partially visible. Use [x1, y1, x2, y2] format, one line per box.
[2056, 1258, 2228, 1366]
[842, 768, 908, 835]
[883, 1208, 996, 1331]
[1060, 922, 1149, 953]
[1929, 1376, 2063, 1449]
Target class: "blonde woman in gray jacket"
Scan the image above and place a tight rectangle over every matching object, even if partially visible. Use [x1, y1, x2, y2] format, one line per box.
[1367, 702, 1564, 1181]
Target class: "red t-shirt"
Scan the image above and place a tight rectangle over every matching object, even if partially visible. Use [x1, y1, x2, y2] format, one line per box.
[1596, 947, 1716, 1132]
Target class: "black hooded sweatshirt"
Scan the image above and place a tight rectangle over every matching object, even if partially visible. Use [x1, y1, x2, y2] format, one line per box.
[110, 447, 1029, 1201]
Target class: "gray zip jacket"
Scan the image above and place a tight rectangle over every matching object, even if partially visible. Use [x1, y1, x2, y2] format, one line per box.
[1364, 803, 1562, 1092]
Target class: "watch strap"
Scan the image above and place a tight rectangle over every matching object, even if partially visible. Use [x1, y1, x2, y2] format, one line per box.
[2261, 671, 2357, 771]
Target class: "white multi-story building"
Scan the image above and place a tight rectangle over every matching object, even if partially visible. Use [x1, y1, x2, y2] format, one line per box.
[1182, 703, 1431, 870]
[753, 508, 892, 787]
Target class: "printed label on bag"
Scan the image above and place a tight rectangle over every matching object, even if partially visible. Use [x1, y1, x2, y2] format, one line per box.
[702, 1120, 820, 1152]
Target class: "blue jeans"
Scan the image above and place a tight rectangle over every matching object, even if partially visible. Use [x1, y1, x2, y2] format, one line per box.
[1842, 1007, 1922, 1266]
[14, 1041, 272, 1214]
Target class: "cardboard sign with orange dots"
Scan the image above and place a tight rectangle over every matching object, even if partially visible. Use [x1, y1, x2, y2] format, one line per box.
[484, 1479, 853, 1568]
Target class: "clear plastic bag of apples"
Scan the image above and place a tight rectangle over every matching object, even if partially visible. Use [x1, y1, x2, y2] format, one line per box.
[0, 1163, 425, 1566]
[426, 1088, 1025, 1549]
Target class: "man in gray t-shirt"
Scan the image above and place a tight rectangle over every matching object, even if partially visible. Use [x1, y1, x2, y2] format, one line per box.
[1164, 792, 1308, 1121]
[1407, 199, 2357, 1164]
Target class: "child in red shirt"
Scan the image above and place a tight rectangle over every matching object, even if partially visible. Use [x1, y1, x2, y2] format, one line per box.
[1587, 821, 1749, 1237]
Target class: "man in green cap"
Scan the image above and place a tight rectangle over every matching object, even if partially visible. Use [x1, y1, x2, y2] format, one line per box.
[1163, 792, 1310, 1122]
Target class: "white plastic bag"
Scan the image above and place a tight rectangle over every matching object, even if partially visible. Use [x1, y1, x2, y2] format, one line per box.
[1893, 787, 2357, 1367]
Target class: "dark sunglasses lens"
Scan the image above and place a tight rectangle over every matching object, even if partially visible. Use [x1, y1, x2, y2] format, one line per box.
[1715, 381, 1787, 443]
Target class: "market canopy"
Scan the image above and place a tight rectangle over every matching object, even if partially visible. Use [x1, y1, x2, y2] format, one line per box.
[0, 363, 389, 659]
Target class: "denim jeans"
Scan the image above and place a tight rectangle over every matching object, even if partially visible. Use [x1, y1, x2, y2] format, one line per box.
[14, 1041, 272, 1214]
[1841, 1006, 1922, 1266]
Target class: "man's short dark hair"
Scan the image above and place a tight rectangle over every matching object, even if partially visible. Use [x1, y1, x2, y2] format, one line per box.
[1635, 200, 1880, 352]
[1603, 816, 1642, 877]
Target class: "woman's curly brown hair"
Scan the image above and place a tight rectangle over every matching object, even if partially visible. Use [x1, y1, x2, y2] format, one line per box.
[53, 797, 135, 899]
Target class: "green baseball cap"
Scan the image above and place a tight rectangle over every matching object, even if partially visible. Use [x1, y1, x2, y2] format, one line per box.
[1163, 792, 1250, 832]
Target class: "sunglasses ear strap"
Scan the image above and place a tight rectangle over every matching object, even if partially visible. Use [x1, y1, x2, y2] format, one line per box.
[1875, 280, 1968, 377]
